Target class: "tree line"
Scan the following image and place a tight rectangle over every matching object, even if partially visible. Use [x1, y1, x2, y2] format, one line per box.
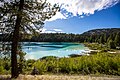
[1, 30, 120, 49]
[22, 30, 120, 49]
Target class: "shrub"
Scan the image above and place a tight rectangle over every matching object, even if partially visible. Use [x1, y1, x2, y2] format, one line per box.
[0, 66, 4, 74]
[33, 60, 47, 74]
[32, 53, 120, 75]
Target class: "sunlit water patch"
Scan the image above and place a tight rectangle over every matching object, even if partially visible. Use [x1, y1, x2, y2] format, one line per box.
[22, 42, 89, 60]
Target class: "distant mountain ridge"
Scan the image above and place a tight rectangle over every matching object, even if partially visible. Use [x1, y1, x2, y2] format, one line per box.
[82, 28, 120, 36]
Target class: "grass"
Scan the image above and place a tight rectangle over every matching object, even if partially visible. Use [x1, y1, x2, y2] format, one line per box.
[0, 74, 120, 80]
[84, 43, 120, 54]
[1, 52, 120, 76]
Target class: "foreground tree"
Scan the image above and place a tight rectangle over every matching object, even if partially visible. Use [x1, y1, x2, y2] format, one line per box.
[0, 0, 59, 78]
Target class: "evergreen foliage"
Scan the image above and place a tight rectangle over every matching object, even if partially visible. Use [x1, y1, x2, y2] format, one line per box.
[114, 32, 120, 47]
[0, 0, 59, 78]
[108, 40, 116, 49]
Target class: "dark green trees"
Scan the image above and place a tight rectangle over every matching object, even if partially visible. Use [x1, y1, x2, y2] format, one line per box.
[107, 32, 120, 49]
[99, 35, 104, 44]
[108, 40, 116, 49]
[114, 32, 120, 47]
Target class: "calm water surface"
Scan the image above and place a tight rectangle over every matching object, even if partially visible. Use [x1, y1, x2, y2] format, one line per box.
[22, 42, 88, 60]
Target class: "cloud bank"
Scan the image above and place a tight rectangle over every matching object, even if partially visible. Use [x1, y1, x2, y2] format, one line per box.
[46, 12, 66, 21]
[1, 0, 119, 21]
[47, 0, 120, 21]
[41, 28, 63, 33]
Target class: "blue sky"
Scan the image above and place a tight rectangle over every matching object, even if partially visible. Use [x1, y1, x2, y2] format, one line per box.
[44, 0, 120, 34]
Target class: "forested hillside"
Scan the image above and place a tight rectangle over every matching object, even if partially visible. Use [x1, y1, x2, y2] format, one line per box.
[0, 28, 120, 48]
[82, 28, 120, 36]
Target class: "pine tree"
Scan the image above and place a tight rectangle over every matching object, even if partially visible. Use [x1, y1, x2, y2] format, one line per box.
[99, 35, 104, 44]
[114, 32, 120, 47]
[0, 0, 59, 78]
[103, 34, 107, 43]
[108, 39, 116, 49]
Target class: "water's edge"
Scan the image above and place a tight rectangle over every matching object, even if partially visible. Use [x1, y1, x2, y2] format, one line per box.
[22, 42, 90, 60]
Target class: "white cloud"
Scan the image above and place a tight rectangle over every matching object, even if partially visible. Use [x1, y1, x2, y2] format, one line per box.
[41, 28, 63, 33]
[53, 29, 63, 32]
[1, 0, 119, 21]
[46, 12, 66, 21]
[47, 0, 119, 20]
[41, 28, 47, 33]
[80, 16, 84, 18]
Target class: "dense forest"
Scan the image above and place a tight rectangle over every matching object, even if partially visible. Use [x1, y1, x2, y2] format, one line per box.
[0, 28, 120, 49]
[20, 28, 120, 45]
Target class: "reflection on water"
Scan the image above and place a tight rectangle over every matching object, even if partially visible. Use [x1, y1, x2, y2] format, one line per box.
[22, 42, 88, 60]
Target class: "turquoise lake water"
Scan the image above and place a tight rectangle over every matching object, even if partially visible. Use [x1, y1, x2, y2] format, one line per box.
[22, 42, 88, 60]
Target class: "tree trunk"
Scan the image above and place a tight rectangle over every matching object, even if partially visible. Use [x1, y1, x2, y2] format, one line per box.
[11, 0, 24, 78]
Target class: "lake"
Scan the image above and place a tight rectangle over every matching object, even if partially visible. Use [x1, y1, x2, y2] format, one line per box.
[22, 42, 89, 60]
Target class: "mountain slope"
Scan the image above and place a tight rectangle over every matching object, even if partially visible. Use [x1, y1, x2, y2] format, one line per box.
[82, 28, 120, 36]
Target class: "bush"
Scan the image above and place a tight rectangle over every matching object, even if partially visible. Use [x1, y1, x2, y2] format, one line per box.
[0, 66, 4, 74]
[1, 52, 120, 75]
[33, 60, 47, 74]
[32, 53, 120, 75]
